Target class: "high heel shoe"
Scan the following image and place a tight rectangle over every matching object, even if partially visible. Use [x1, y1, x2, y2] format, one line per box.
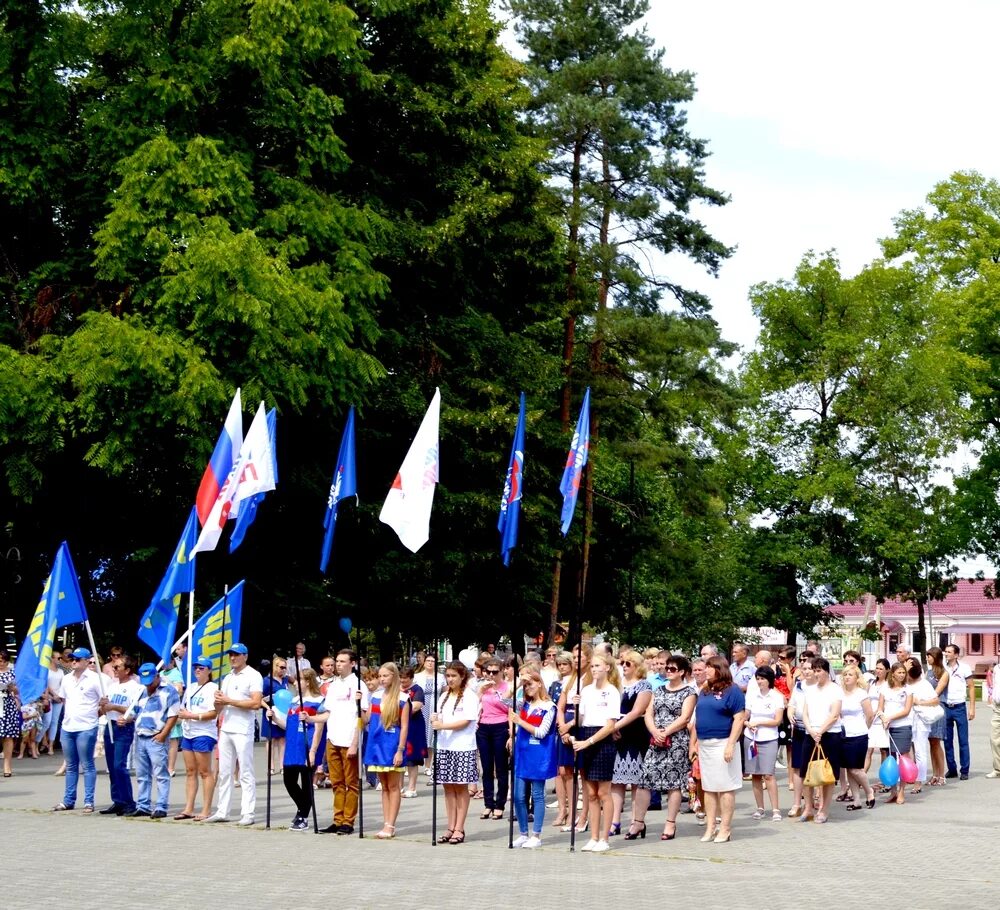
[437, 829, 454, 843]
[624, 821, 646, 840]
[608, 822, 621, 837]
[660, 821, 676, 841]
[713, 831, 732, 843]
[699, 829, 716, 842]
[574, 819, 589, 833]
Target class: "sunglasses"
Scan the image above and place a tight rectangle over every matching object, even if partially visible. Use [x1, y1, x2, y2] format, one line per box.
[622, 661, 634, 667]
[664, 666, 678, 672]
[485, 669, 500, 675]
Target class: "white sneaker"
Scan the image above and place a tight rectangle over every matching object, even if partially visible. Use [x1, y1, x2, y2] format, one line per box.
[202, 813, 229, 823]
[580, 838, 598, 852]
[512, 834, 529, 848]
[545, 800, 559, 808]
[523, 836, 542, 849]
[986, 771, 1000, 779]
[590, 840, 610, 852]
[375, 782, 383, 791]
[236, 814, 255, 827]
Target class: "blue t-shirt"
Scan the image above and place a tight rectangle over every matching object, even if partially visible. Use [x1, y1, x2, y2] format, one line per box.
[695, 685, 745, 740]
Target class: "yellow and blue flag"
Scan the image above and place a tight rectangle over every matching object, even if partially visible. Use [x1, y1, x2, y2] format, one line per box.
[498, 392, 526, 565]
[191, 580, 244, 678]
[559, 387, 590, 535]
[14, 542, 88, 704]
[139, 507, 197, 664]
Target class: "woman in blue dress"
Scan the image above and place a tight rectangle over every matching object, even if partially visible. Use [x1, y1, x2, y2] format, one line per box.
[399, 665, 427, 798]
[364, 662, 410, 839]
[261, 657, 290, 774]
[509, 668, 558, 848]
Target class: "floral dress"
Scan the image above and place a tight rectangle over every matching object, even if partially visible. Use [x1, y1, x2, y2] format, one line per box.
[0, 668, 21, 738]
[640, 683, 696, 792]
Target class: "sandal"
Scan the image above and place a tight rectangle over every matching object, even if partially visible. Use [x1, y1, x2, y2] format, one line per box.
[82, 805, 95, 814]
[751, 808, 766, 819]
[480, 810, 492, 819]
[375, 825, 396, 839]
[174, 812, 195, 820]
[552, 814, 568, 828]
[438, 829, 454, 843]
[448, 830, 466, 844]
[787, 806, 801, 818]
[846, 804, 864, 811]
[491, 809, 504, 820]
[52, 803, 74, 811]
[834, 792, 852, 802]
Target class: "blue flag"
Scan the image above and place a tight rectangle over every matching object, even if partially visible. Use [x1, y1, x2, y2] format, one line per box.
[498, 392, 526, 566]
[191, 581, 244, 678]
[14, 542, 88, 704]
[139, 508, 198, 664]
[559, 387, 590, 535]
[320, 406, 358, 573]
[230, 408, 278, 553]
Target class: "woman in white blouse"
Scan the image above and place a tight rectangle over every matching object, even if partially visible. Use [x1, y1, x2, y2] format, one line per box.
[876, 662, 913, 805]
[837, 666, 875, 811]
[744, 666, 785, 821]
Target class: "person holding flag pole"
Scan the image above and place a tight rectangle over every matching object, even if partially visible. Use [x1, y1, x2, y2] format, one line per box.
[290, 649, 320, 833]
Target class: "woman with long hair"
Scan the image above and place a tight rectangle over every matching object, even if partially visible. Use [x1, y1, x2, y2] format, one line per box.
[431, 661, 479, 844]
[691, 656, 745, 842]
[398, 665, 427, 798]
[609, 649, 653, 837]
[364, 662, 410, 838]
[508, 668, 557, 848]
[837, 665, 875, 812]
[866, 658, 892, 783]
[640, 654, 697, 840]
[547, 652, 575, 828]
[556, 643, 592, 832]
[924, 647, 949, 785]
[571, 652, 620, 853]
[877, 662, 914, 805]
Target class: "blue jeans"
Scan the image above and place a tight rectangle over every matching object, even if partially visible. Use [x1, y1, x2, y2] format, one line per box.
[63, 726, 98, 807]
[104, 724, 136, 811]
[135, 736, 171, 812]
[513, 777, 545, 836]
[944, 702, 970, 775]
[476, 722, 510, 810]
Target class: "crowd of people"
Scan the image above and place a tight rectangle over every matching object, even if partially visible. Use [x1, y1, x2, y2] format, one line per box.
[0, 636, 988, 850]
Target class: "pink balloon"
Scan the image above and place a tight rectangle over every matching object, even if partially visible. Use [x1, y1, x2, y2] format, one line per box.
[898, 754, 918, 784]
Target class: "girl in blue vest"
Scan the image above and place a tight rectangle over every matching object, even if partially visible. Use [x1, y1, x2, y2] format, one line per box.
[364, 662, 410, 839]
[508, 668, 558, 848]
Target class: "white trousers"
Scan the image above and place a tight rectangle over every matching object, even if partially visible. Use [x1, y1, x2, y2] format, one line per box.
[911, 716, 930, 784]
[216, 730, 256, 818]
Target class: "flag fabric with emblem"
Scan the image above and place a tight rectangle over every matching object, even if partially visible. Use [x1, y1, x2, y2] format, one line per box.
[229, 408, 278, 553]
[497, 392, 526, 566]
[193, 402, 276, 555]
[379, 388, 440, 553]
[138, 507, 198, 664]
[196, 389, 242, 526]
[320, 406, 358, 573]
[559, 387, 590, 535]
[191, 580, 244, 678]
[14, 542, 88, 704]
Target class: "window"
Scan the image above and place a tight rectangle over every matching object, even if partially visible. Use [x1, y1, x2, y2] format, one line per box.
[969, 633, 982, 655]
[887, 633, 899, 654]
[939, 633, 950, 649]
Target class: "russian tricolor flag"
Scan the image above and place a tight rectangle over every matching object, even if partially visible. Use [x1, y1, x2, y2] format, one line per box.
[196, 389, 242, 527]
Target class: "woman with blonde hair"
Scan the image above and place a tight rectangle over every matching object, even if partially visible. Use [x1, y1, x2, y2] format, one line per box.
[556, 643, 592, 832]
[508, 668, 557, 848]
[838, 665, 875, 812]
[547, 651, 575, 828]
[876, 662, 913, 806]
[571, 651, 620, 853]
[431, 661, 479, 844]
[609, 649, 652, 837]
[364, 662, 410, 838]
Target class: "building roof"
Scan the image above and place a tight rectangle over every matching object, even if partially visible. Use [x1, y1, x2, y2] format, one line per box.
[827, 580, 1000, 632]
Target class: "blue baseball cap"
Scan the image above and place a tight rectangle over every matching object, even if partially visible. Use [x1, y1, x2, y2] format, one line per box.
[70, 647, 92, 660]
[137, 662, 159, 684]
[226, 643, 248, 655]
[192, 655, 214, 669]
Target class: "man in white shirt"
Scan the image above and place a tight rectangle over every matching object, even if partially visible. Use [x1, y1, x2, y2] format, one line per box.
[942, 643, 975, 780]
[988, 656, 1000, 779]
[206, 644, 263, 825]
[287, 642, 312, 680]
[308, 649, 369, 834]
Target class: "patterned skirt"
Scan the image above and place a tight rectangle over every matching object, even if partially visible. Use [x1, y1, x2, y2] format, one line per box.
[437, 748, 479, 784]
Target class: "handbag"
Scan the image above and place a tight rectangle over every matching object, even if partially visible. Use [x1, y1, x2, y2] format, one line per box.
[803, 742, 835, 787]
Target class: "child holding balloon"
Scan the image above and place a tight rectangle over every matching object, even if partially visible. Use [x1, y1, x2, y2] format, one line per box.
[364, 662, 411, 839]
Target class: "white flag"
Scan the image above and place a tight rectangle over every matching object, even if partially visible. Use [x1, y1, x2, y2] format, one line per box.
[192, 402, 277, 554]
[379, 388, 440, 553]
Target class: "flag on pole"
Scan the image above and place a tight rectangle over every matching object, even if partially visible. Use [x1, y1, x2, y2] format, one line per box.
[379, 388, 440, 553]
[14, 542, 88, 704]
[138, 507, 198, 664]
[196, 389, 242, 526]
[559, 387, 590, 535]
[498, 392, 526, 566]
[191, 580, 244, 678]
[229, 408, 278, 553]
[193, 402, 277, 555]
[320, 406, 358, 573]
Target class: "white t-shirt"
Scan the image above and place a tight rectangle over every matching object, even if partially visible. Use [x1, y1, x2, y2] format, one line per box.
[944, 661, 972, 704]
[745, 689, 783, 742]
[182, 681, 220, 739]
[540, 666, 560, 690]
[219, 666, 264, 735]
[906, 678, 938, 726]
[46, 666, 65, 699]
[106, 678, 145, 723]
[436, 687, 479, 751]
[803, 681, 844, 733]
[840, 687, 869, 737]
[881, 685, 912, 728]
[789, 683, 810, 726]
[867, 680, 886, 725]
[322, 674, 371, 747]
[578, 682, 622, 727]
[60, 670, 104, 732]
[287, 656, 312, 679]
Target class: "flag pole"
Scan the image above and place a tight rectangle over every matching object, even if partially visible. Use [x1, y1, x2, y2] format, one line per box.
[186, 586, 195, 686]
[355, 662, 365, 839]
[431, 638, 438, 847]
[508, 652, 518, 848]
[292, 651, 319, 833]
[265, 660, 275, 830]
[570, 617, 583, 853]
[218, 584, 228, 808]
[83, 619, 113, 744]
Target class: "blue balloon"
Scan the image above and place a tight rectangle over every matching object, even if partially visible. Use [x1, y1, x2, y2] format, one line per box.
[272, 687, 293, 712]
[339, 617, 353, 634]
[878, 755, 900, 788]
